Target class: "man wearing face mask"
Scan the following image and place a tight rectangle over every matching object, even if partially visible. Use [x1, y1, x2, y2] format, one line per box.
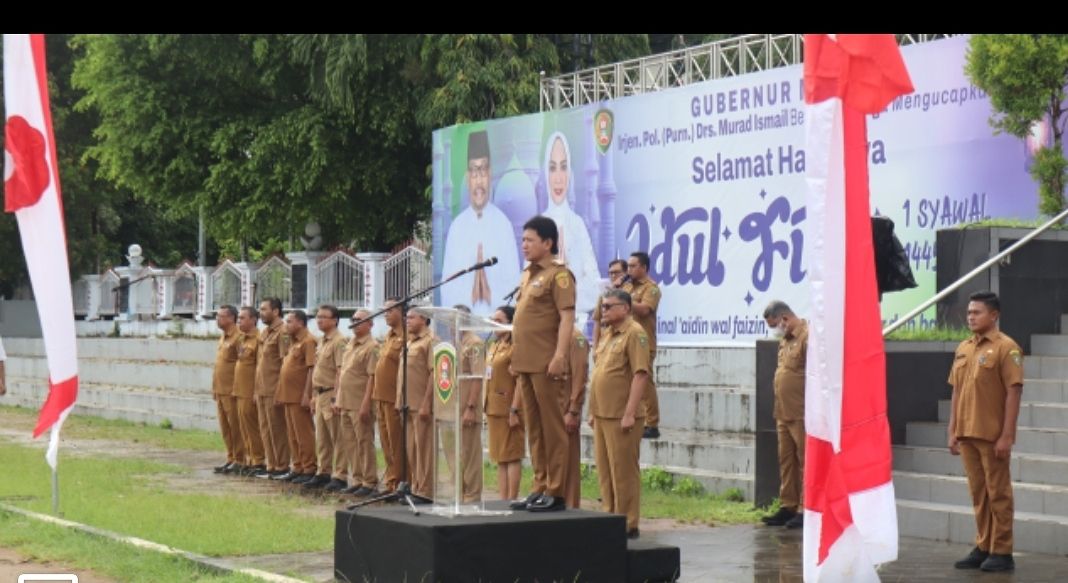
[761, 300, 808, 529]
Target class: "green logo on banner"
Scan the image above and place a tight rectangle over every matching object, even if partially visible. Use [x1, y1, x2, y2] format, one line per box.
[433, 342, 458, 405]
[594, 109, 614, 154]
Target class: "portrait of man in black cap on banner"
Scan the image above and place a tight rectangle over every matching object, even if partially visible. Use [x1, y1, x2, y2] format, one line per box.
[440, 129, 521, 316]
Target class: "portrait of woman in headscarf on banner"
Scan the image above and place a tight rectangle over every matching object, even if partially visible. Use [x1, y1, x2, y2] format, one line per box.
[541, 131, 600, 317]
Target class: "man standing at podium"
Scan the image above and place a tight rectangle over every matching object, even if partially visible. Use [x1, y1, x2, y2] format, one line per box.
[511, 215, 577, 512]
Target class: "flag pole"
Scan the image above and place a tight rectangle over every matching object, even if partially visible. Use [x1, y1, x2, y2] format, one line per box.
[51, 466, 59, 515]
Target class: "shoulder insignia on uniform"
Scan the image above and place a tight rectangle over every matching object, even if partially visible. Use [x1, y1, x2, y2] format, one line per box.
[577, 336, 586, 348]
[638, 333, 648, 347]
[1010, 349, 1022, 366]
[650, 286, 659, 296]
[554, 271, 570, 289]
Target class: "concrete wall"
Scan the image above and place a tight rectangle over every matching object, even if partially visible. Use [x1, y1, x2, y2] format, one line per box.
[0, 300, 42, 338]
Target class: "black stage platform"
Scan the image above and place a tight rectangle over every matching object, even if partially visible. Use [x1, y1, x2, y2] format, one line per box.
[335, 501, 680, 582]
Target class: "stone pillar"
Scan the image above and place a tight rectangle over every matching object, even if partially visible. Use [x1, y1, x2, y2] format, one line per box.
[156, 269, 176, 319]
[356, 252, 390, 339]
[193, 266, 213, 320]
[83, 274, 101, 321]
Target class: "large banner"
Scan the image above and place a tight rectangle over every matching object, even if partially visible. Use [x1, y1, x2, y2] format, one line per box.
[431, 36, 1046, 345]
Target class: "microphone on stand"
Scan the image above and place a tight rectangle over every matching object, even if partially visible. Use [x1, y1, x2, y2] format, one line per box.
[503, 285, 520, 303]
[443, 256, 500, 284]
[619, 274, 632, 287]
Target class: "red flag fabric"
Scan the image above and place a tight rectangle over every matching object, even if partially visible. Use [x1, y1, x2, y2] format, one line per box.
[802, 33, 913, 582]
[4, 33, 80, 469]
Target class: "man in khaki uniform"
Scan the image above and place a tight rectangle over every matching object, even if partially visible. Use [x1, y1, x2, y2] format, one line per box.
[277, 310, 318, 483]
[307, 304, 346, 491]
[589, 289, 650, 538]
[511, 215, 577, 512]
[212, 305, 246, 474]
[234, 306, 266, 476]
[948, 291, 1024, 573]
[760, 300, 808, 529]
[439, 305, 484, 503]
[402, 310, 436, 498]
[564, 327, 589, 509]
[625, 252, 662, 439]
[257, 298, 291, 480]
[591, 259, 628, 347]
[373, 298, 406, 491]
[336, 309, 379, 496]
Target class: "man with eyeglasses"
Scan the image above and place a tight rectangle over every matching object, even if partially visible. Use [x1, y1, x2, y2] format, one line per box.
[439, 129, 521, 316]
[588, 289, 650, 539]
[591, 259, 628, 347]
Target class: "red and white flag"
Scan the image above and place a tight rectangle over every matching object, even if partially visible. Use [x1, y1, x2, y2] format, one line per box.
[802, 34, 913, 582]
[4, 34, 79, 469]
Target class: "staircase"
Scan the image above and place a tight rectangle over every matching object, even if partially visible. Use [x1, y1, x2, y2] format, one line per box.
[894, 316, 1068, 555]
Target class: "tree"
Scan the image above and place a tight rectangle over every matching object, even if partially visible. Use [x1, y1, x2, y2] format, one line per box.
[967, 35, 1068, 216]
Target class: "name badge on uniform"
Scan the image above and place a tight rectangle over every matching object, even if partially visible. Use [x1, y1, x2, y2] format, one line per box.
[485, 364, 493, 380]
[532, 277, 543, 288]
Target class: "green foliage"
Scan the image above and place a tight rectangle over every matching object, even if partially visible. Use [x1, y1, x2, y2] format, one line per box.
[967, 35, 1068, 215]
[159, 418, 174, 430]
[671, 476, 706, 497]
[640, 466, 676, 492]
[960, 217, 1068, 230]
[719, 487, 746, 503]
[886, 326, 972, 342]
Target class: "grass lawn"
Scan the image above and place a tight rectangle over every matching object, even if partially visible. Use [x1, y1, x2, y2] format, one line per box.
[0, 440, 333, 557]
[0, 404, 224, 452]
[0, 510, 263, 583]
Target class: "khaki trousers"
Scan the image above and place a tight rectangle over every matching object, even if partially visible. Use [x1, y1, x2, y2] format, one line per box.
[594, 416, 644, 531]
[518, 372, 570, 498]
[776, 419, 805, 512]
[960, 438, 1014, 554]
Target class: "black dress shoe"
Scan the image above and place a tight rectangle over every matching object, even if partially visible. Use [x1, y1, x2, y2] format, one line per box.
[528, 495, 566, 512]
[784, 513, 804, 529]
[510, 491, 543, 510]
[323, 478, 348, 492]
[642, 427, 660, 439]
[271, 471, 296, 481]
[351, 486, 375, 497]
[291, 473, 316, 484]
[761, 507, 796, 526]
[302, 473, 332, 488]
[213, 462, 232, 474]
[244, 464, 266, 477]
[980, 554, 1014, 572]
[626, 528, 640, 539]
[954, 546, 989, 569]
[224, 463, 245, 475]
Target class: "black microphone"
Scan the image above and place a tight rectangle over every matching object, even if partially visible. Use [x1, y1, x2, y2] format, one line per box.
[503, 285, 520, 303]
[466, 256, 498, 273]
[619, 274, 632, 286]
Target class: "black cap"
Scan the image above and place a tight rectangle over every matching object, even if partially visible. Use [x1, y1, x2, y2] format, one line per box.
[468, 130, 490, 161]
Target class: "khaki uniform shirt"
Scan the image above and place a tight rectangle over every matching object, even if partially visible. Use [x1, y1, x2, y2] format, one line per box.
[512, 256, 577, 373]
[568, 328, 590, 413]
[400, 328, 435, 410]
[337, 334, 379, 411]
[773, 320, 808, 421]
[312, 330, 345, 389]
[254, 319, 285, 398]
[233, 328, 259, 399]
[277, 328, 317, 404]
[485, 337, 517, 417]
[626, 277, 661, 353]
[949, 330, 1024, 442]
[373, 327, 404, 403]
[212, 327, 240, 397]
[590, 317, 651, 419]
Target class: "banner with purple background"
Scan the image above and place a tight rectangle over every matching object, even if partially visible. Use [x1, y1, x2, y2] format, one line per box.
[432, 36, 1050, 345]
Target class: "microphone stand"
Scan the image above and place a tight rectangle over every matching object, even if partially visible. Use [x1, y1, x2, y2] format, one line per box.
[348, 258, 497, 515]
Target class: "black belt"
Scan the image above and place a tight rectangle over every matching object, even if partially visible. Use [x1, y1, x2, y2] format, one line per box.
[316, 386, 335, 394]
